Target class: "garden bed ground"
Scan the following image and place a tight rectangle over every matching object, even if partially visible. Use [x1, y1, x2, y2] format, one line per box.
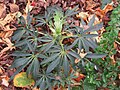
[0, 0, 120, 90]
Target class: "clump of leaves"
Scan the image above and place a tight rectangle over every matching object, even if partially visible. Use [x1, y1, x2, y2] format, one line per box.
[10, 5, 105, 90]
[83, 4, 120, 90]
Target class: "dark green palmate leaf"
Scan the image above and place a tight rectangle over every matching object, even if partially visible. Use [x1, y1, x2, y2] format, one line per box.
[88, 15, 95, 27]
[41, 53, 60, 65]
[68, 16, 103, 52]
[63, 55, 70, 77]
[83, 22, 103, 34]
[12, 29, 26, 42]
[86, 53, 106, 59]
[10, 57, 31, 68]
[46, 56, 61, 73]
[26, 57, 40, 79]
[65, 5, 79, 17]
[35, 71, 53, 90]
[12, 51, 32, 57]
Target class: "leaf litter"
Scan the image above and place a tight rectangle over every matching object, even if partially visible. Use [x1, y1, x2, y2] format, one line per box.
[0, 0, 119, 90]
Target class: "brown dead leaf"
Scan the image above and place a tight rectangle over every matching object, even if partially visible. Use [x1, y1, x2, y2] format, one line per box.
[0, 31, 14, 38]
[0, 13, 17, 28]
[0, 38, 15, 56]
[4, 25, 16, 31]
[0, 87, 2, 90]
[76, 12, 89, 20]
[0, 4, 6, 19]
[103, 3, 113, 14]
[73, 72, 85, 82]
[0, 12, 17, 56]
[75, 59, 80, 64]
[119, 74, 120, 79]
[32, 87, 40, 90]
[80, 52, 87, 58]
[9, 4, 19, 13]
[80, 0, 85, 3]
[0, 67, 3, 74]
[110, 55, 116, 65]
[52, 0, 58, 4]
[115, 41, 120, 52]
[1, 75, 9, 87]
[25, 0, 34, 14]
[0, 0, 4, 3]
[86, 0, 100, 12]
[95, 2, 113, 19]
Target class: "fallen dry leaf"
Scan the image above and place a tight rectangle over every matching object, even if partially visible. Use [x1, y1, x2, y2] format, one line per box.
[0, 11, 17, 57]
[1, 75, 9, 87]
[73, 72, 85, 82]
[0, 38, 15, 57]
[95, 2, 113, 19]
[110, 55, 116, 65]
[80, 52, 87, 58]
[86, 0, 100, 12]
[0, 3, 6, 19]
[0, 87, 3, 90]
[32, 87, 40, 90]
[76, 12, 89, 20]
[9, 3, 19, 13]
[25, 0, 34, 14]
[0, 67, 3, 74]
[114, 41, 120, 53]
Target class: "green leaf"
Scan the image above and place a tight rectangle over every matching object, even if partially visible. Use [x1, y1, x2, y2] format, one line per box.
[81, 18, 86, 26]
[83, 23, 103, 34]
[86, 53, 106, 58]
[26, 40, 34, 53]
[68, 50, 80, 59]
[78, 39, 82, 51]
[27, 12, 33, 26]
[102, 73, 107, 83]
[63, 55, 70, 77]
[36, 18, 46, 26]
[12, 30, 26, 42]
[65, 5, 79, 17]
[83, 34, 98, 38]
[12, 51, 31, 57]
[84, 39, 97, 50]
[13, 72, 34, 87]
[41, 53, 60, 64]
[46, 56, 60, 73]
[35, 78, 43, 87]
[72, 86, 82, 90]
[19, 16, 26, 26]
[32, 58, 40, 78]
[66, 54, 75, 66]
[41, 41, 55, 53]
[88, 15, 95, 27]
[81, 38, 89, 52]
[15, 39, 27, 47]
[10, 57, 31, 68]
[67, 38, 79, 50]
[26, 60, 34, 76]
[84, 82, 96, 90]
[40, 79, 46, 90]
